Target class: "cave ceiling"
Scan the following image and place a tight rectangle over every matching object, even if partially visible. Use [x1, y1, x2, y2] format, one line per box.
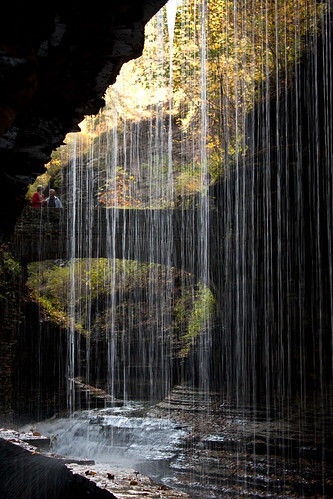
[0, 1, 167, 237]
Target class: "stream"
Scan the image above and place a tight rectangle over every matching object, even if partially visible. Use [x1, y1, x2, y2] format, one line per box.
[24, 385, 333, 498]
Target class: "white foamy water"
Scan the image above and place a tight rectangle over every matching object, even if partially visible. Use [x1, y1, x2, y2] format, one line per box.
[29, 404, 189, 471]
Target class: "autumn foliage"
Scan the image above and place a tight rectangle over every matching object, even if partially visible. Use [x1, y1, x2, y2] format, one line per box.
[71, 0, 325, 210]
[97, 168, 142, 208]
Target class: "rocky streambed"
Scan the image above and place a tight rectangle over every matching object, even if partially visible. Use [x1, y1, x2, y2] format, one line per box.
[0, 426, 189, 498]
[3, 384, 333, 498]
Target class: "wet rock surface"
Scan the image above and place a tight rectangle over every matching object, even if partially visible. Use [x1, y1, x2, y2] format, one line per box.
[148, 385, 333, 498]
[66, 463, 189, 498]
[0, 428, 189, 498]
[15, 384, 333, 498]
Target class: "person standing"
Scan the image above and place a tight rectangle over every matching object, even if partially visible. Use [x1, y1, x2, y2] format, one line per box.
[31, 185, 46, 208]
[46, 188, 62, 208]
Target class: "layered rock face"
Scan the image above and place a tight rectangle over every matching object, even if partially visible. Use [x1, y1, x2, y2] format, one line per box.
[0, 2, 167, 237]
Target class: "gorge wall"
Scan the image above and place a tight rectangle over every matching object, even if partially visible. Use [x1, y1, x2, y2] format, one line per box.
[0, 1, 168, 423]
[0, 2, 167, 237]
[0, 2, 332, 423]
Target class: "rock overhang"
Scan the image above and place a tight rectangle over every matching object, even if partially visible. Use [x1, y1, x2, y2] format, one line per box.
[0, 1, 168, 236]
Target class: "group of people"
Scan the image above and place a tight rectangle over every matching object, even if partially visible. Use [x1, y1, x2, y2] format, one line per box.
[31, 185, 63, 208]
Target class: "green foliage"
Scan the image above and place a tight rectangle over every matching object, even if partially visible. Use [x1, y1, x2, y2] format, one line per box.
[0, 247, 21, 302]
[26, 261, 82, 331]
[27, 258, 215, 356]
[175, 283, 215, 355]
[175, 168, 202, 197]
[0, 250, 21, 300]
[27, 259, 167, 334]
[25, 146, 65, 202]
[171, 0, 325, 174]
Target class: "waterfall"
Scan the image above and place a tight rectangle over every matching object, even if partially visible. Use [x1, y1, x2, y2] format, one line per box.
[23, 0, 333, 496]
[61, 1, 193, 404]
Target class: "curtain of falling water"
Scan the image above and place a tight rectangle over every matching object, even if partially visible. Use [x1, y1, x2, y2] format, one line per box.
[171, 0, 213, 395]
[66, 131, 96, 411]
[62, 0, 216, 409]
[98, 0, 212, 402]
[104, 100, 118, 400]
[196, 0, 211, 394]
[22, 0, 333, 495]
[63, 5, 176, 406]
[63, 0, 332, 436]
[66, 135, 78, 412]
[218, 0, 333, 417]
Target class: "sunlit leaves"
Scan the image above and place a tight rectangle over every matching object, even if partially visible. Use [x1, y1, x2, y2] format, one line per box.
[97, 167, 142, 208]
[63, 0, 326, 206]
[171, 0, 326, 173]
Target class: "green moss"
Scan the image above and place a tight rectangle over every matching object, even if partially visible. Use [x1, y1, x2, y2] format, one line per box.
[26, 259, 163, 334]
[27, 259, 215, 353]
[27, 260, 89, 334]
[176, 283, 215, 356]
[0, 247, 21, 302]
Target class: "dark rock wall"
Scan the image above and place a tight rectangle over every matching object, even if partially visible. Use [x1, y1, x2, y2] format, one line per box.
[12, 301, 68, 425]
[0, 437, 116, 499]
[0, 2, 167, 238]
[0, 1, 168, 423]
[0, 300, 22, 424]
[0, 249, 23, 424]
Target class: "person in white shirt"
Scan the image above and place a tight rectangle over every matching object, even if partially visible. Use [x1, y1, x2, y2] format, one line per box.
[46, 189, 63, 208]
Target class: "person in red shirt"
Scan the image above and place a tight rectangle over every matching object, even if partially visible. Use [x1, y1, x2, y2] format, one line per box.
[31, 185, 46, 208]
